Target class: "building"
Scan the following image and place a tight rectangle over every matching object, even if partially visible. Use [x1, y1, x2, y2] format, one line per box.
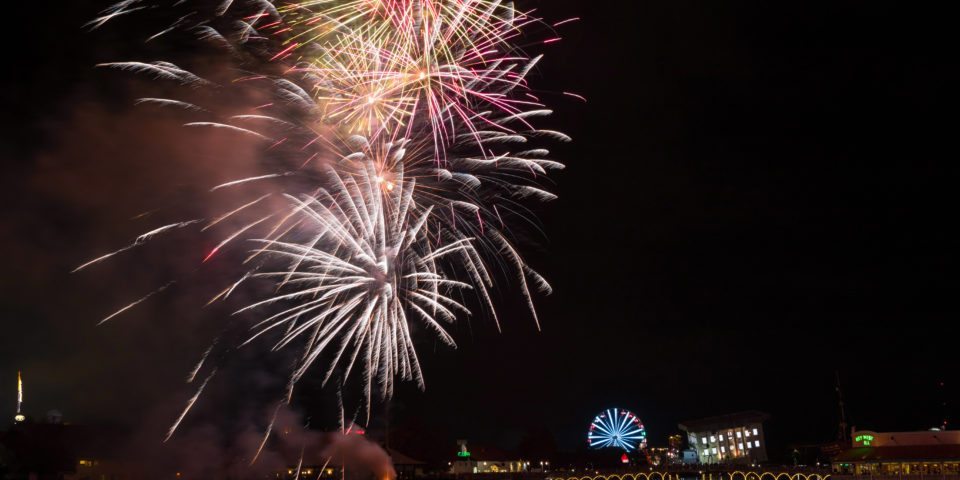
[450, 441, 529, 474]
[646, 435, 685, 466]
[387, 448, 426, 480]
[832, 428, 960, 476]
[668, 434, 684, 451]
[666, 434, 684, 465]
[678, 411, 770, 464]
[681, 449, 699, 464]
[646, 447, 671, 466]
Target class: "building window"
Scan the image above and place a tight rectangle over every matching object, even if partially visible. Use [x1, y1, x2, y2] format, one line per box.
[711, 448, 717, 454]
[736, 431, 742, 438]
[754, 440, 760, 448]
[702, 437, 707, 445]
[745, 430, 751, 437]
[753, 428, 759, 435]
[719, 434, 724, 441]
[720, 446, 726, 453]
[710, 436, 716, 442]
[738, 443, 744, 449]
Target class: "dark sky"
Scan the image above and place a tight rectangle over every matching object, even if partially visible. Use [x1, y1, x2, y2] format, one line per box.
[1, 0, 957, 465]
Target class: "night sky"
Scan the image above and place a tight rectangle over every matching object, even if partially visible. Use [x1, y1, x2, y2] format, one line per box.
[1, 0, 957, 465]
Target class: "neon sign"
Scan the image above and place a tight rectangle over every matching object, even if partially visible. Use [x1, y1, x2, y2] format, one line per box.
[854, 434, 875, 446]
[457, 451, 472, 458]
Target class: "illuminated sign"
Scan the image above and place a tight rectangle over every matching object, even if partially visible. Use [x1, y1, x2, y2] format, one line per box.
[854, 434, 875, 446]
[457, 451, 471, 458]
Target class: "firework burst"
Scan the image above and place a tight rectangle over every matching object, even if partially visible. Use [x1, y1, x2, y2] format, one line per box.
[84, 0, 575, 438]
[235, 164, 485, 400]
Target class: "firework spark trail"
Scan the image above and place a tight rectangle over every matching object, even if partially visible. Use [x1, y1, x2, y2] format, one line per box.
[210, 174, 284, 192]
[72, 245, 138, 273]
[98, 281, 176, 326]
[187, 340, 218, 383]
[294, 446, 305, 480]
[165, 368, 217, 442]
[184, 122, 273, 141]
[73, 220, 201, 273]
[134, 97, 206, 111]
[250, 401, 284, 465]
[203, 194, 272, 231]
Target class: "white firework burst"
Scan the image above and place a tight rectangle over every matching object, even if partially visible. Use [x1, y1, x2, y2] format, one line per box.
[235, 163, 489, 400]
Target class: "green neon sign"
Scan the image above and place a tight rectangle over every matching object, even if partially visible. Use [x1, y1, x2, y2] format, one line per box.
[457, 451, 471, 458]
[854, 434, 875, 446]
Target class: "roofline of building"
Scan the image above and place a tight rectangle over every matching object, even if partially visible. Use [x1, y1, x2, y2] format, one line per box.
[678, 411, 771, 432]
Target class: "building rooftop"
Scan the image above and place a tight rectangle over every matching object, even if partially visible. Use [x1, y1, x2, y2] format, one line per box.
[834, 445, 960, 462]
[678, 411, 771, 432]
[387, 448, 425, 466]
[451, 444, 519, 462]
[850, 429, 960, 448]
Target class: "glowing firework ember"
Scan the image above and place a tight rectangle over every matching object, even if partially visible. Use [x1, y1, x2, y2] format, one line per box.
[83, 0, 576, 437]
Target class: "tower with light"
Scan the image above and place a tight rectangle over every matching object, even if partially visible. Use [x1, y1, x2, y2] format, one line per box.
[14, 370, 25, 423]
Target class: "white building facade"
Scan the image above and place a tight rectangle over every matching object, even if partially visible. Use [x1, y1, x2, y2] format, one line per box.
[679, 411, 770, 464]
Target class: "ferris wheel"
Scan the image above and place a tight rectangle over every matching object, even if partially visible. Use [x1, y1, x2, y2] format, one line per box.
[587, 407, 648, 451]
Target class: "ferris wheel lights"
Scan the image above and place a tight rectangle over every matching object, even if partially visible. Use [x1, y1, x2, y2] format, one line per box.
[587, 407, 647, 452]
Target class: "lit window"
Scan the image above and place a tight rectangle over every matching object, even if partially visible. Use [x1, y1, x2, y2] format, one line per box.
[710, 436, 716, 442]
[719, 434, 724, 441]
[746, 442, 751, 449]
[755, 440, 760, 448]
[720, 446, 726, 453]
[753, 428, 759, 435]
[738, 443, 744, 449]
[736, 431, 742, 438]
[745, 430, 751, 437]
[702, 437, 707, 444]
[711, 448, 717, 454]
